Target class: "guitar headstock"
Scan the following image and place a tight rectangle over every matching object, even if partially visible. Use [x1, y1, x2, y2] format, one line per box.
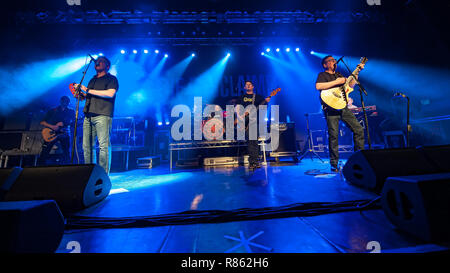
[270, 87, 281, 97]
[360, 57, 368, 65]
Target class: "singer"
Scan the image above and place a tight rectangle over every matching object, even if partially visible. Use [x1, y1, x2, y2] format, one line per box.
[73, 56, 119, 174]
[315, 55, 365, 173]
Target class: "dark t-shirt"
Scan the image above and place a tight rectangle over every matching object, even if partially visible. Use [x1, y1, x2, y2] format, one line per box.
[42, 106, 75, 133]
[237, 93, 265, 108]
[84, 73, 119, 117]
[236, 93, 266, 126]
[316, 71, 346, 113]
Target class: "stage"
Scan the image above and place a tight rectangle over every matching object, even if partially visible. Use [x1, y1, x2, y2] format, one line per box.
[56, 159, 442, 253]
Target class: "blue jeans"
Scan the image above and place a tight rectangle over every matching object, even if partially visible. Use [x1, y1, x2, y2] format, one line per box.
[83, 115, 112, 174]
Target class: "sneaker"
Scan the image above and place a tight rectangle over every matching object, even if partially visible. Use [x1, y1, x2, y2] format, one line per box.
[331, 166, 339, 173]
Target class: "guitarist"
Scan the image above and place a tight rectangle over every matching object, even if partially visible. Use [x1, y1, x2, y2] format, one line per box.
[315, 55, 365, 173]
[236, 81, 271, 169]
[38, 96, 75, 165]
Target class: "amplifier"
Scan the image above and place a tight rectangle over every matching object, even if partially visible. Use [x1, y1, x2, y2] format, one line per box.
[136, 156, 160, 169]
[203, 155, 249, 166]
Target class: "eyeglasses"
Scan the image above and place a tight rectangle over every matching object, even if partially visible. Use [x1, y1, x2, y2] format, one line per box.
[325, 58, 336, 63]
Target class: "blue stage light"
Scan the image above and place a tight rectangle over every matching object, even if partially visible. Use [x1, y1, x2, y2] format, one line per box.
[92, 55, 98, 59]
[143, 49, 149, 54]
[261, 52, 265, 56]
[157, 122, 163, 126]
[310, 50, 315, 55]
[155, 50, 159, 54]
[165, 121, 170, 125]
[120, 49, 125, 54]
[286, 48, 290, 52]
[191, 53, 196, 57]
[133, 49, 137, 54]
[164, 54, 169, 58]
[295, 48, 300, 52]
[276, 48, 280, 52]
[266, 48, 271, 52]
[98, 53, 104, 56]
[227, 53, 231, 57]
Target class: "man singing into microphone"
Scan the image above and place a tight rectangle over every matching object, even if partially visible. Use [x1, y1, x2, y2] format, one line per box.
[315, 55, 364, 173]
[74, 56, 118, 174]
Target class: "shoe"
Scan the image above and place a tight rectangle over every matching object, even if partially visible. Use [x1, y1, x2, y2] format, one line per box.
[331, 166, 339, 173]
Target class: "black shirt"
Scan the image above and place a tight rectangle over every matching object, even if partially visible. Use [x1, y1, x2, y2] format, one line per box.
[237, 93, 265, 108]
[316, 71, 346, 113]
[236, 93, 266, 126]
[84, 73, 119, 117]
[42, 106, 75, 133]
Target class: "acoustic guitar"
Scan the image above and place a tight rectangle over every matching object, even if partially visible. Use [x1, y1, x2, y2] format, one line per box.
[320, 57, 368, 110]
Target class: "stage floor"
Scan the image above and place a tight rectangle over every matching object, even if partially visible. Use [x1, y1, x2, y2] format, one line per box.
[57, 159, 442, 253]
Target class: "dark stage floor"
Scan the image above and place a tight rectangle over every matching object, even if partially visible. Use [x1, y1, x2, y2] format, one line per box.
[57, 159, 446, 253]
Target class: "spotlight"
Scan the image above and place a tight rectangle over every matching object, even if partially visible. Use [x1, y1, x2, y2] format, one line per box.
[226, 53, 231, 57]
[286, 48, 290, 52]
[120, 50, 126, 54]
[276, 48, 280, 52]
[310, 50, 315, 55]
[164, 54, 168, 58]
[157, 122, 162, 126]
[295, 48, 300, 52]
[191, 53, 196, 57]
[92, 55, 98, 59]
[266, 48, 271, 52]
[132, 50, 137, 54]
[155, 50, 159, 54]
[143, 49, 149, 54]
[165, 121, 170, 125]
[261, 52, 265, 56]
[98, 53, 104, 56]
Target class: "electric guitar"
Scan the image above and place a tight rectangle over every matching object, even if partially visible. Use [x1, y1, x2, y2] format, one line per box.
[42, 122, 65, 142]
[235, 87, 281, 131]
[320, 57, 368, 110]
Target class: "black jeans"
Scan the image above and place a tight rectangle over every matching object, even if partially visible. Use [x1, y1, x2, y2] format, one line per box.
[325, 107, 364, 168]
[38, 134, 71, 165]
[247, 140, 259, 165]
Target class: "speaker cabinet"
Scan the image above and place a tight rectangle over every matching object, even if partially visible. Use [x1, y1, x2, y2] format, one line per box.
[342, 145, 450, 193]
[0, 200, 64, 252]
[1, 164, 111, 212]
[381, 173, 450, 242]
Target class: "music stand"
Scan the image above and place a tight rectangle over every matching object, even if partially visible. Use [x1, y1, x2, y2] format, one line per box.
[299, 113, 324, 162]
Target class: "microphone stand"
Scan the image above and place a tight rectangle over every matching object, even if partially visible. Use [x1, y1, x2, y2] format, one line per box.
[339, 58, 372, 150]
[70, 57, 94, 164]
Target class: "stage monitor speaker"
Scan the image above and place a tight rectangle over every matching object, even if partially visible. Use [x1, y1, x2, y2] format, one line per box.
[1, 164, 111, 212]
[342, 145, 450, 194]
[0, 200, 64, 252]
[270, 122, 296, 153]
[381, 173, 450, 242]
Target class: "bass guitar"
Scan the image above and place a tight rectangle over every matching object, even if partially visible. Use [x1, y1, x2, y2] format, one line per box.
[235, 87, 281, 131]
[320, 57, 368, 110]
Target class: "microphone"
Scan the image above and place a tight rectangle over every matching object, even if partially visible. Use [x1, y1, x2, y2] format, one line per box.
[88, 54, 97, 63]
